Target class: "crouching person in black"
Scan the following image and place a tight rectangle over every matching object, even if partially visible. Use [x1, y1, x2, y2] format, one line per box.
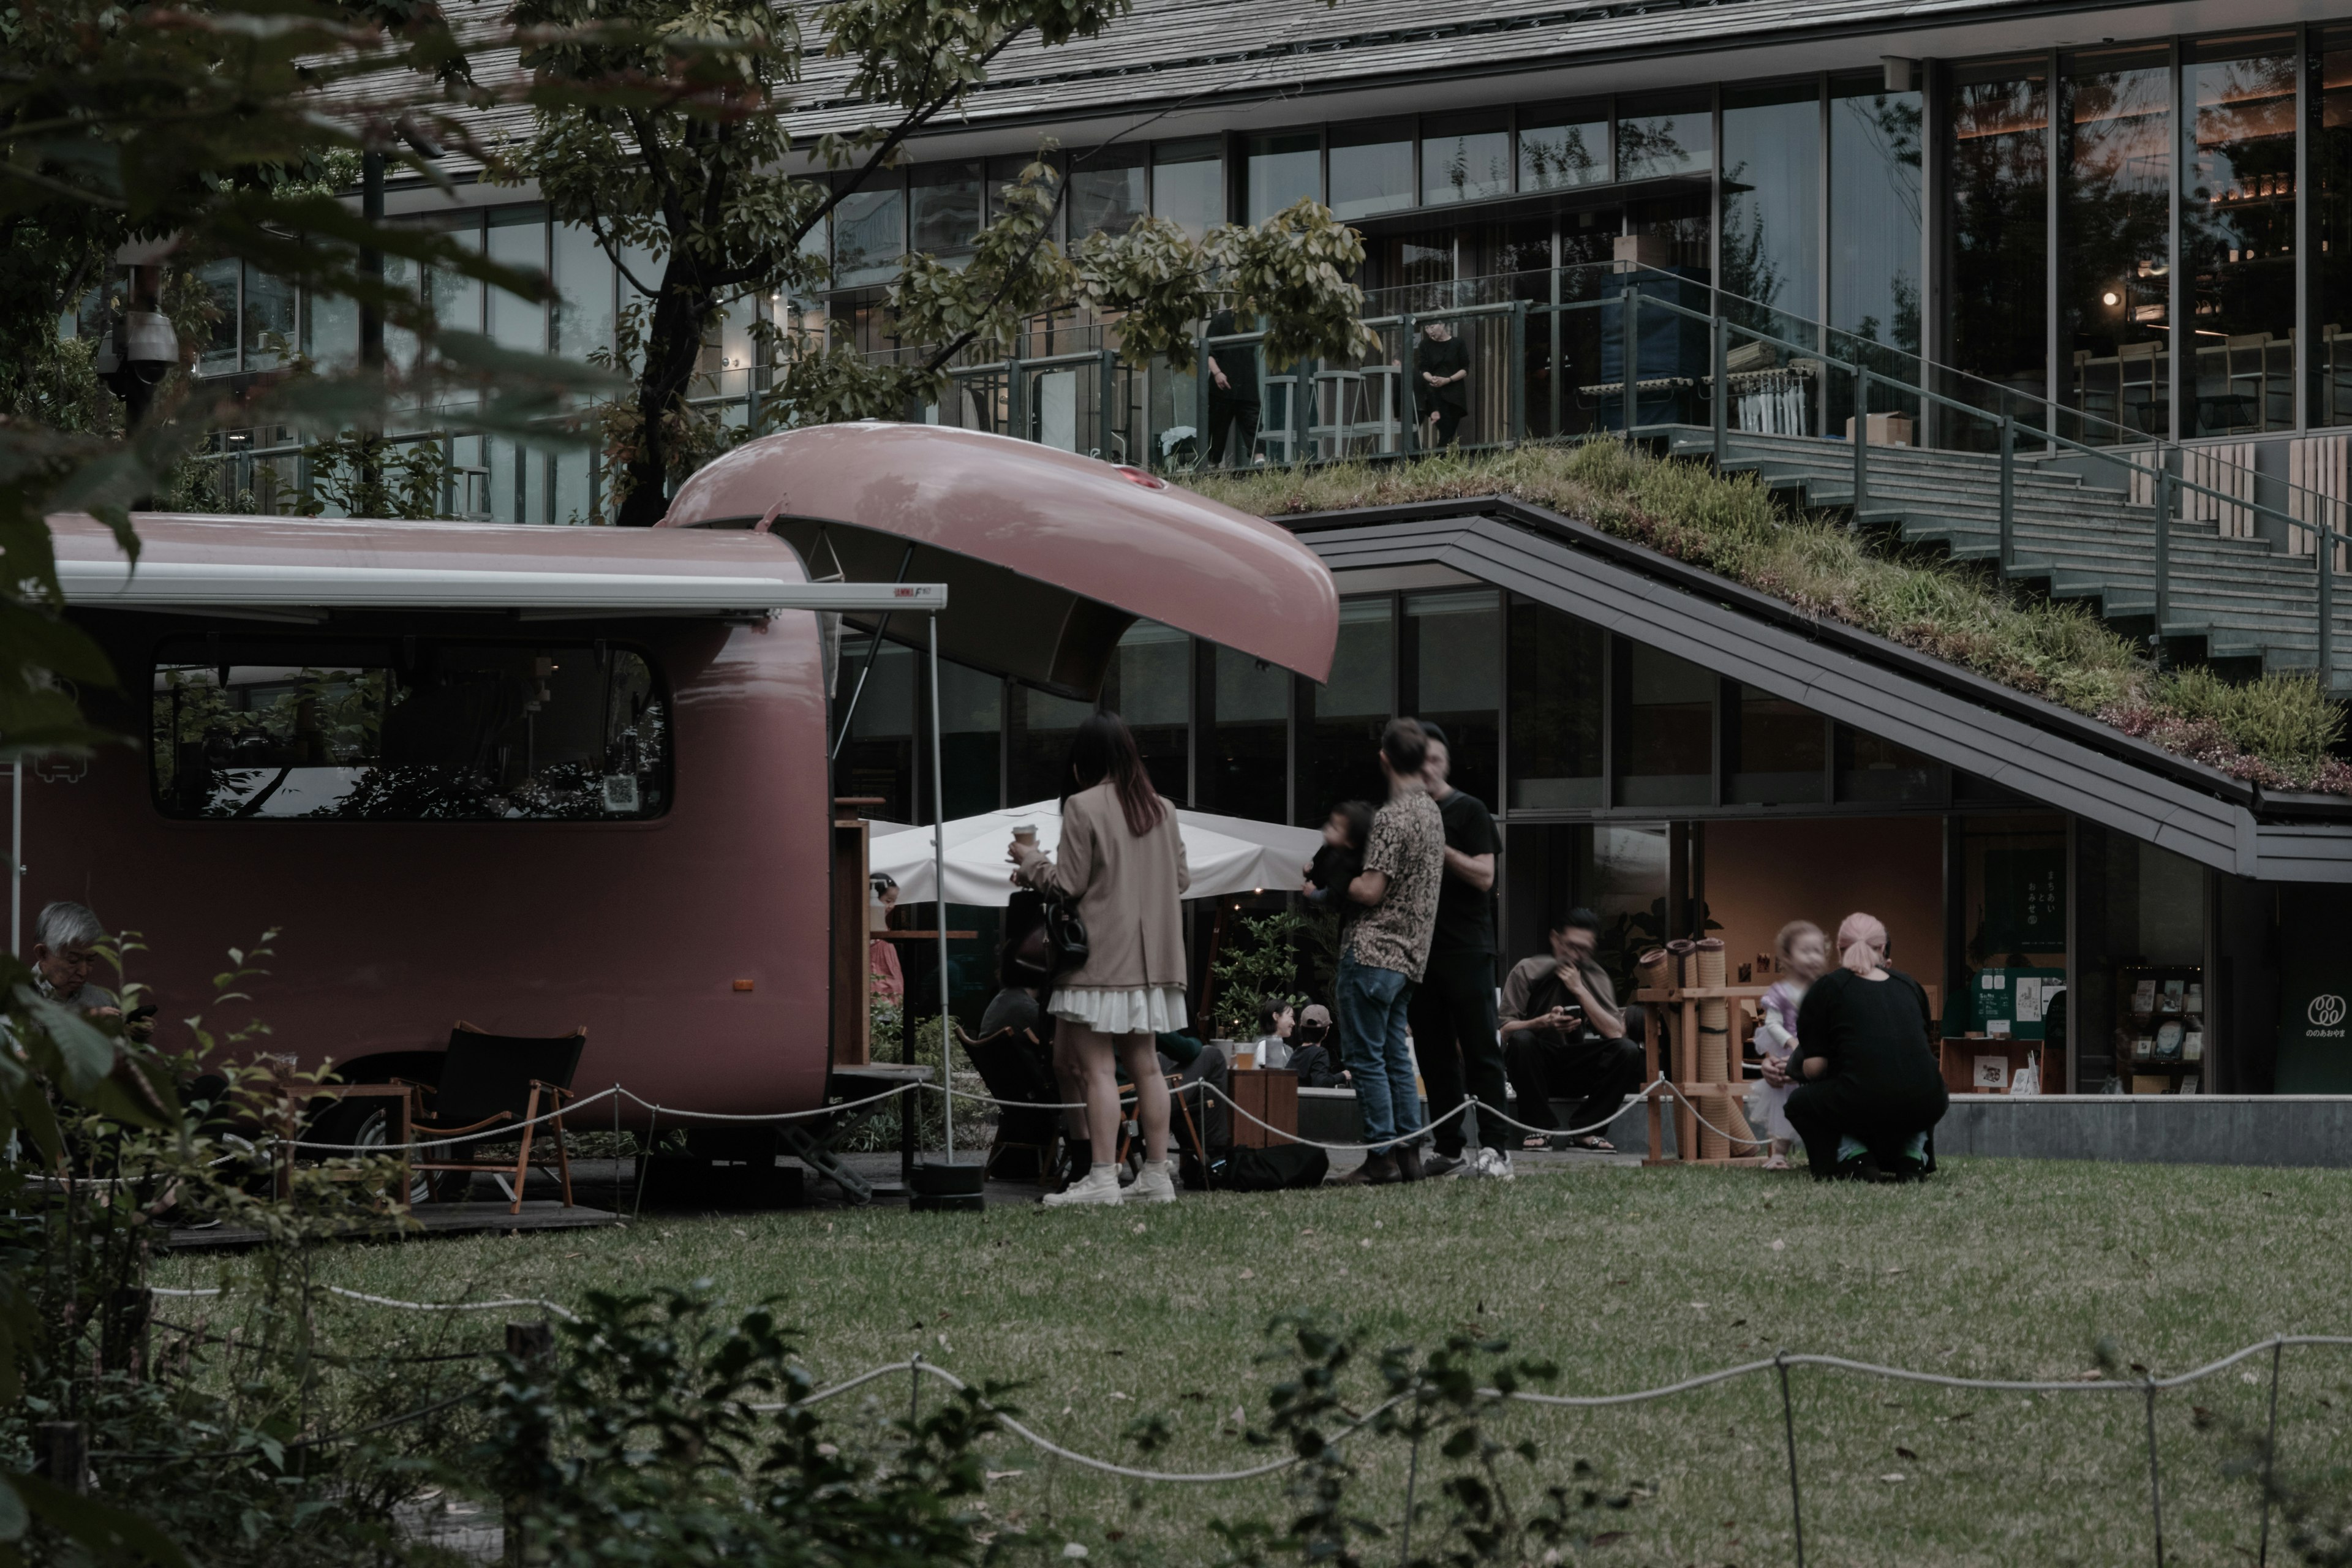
[1498, 908, 1643, 1152]
[1770, 911, 1948, 1182]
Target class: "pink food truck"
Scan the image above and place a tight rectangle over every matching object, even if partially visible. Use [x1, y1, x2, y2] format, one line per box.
[35, 424, 1336, 1131]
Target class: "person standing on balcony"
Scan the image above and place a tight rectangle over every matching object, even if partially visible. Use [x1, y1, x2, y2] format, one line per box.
[1415, 320, 1470, 447]
[1204, 305, 1262, 467]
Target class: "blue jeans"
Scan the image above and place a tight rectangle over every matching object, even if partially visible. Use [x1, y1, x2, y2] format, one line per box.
[1335, 956, 1423, 1150]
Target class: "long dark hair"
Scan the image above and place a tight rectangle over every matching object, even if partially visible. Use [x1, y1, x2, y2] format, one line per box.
[1064, 709, 1166, 838]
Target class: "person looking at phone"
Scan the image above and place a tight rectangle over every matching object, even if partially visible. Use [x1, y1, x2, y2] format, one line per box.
[31, 899, 151, 1033]
[1497, 908, 1641, 1152]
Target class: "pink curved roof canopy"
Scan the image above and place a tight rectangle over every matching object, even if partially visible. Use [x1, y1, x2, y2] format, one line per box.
[661, 424, 1338, 692]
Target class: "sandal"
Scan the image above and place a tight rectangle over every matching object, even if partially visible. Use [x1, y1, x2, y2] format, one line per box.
[1761, 1154, 1791, 1171]
[1521, 1134, 1552, 1152]
[1567, 1135, 1616, 1153]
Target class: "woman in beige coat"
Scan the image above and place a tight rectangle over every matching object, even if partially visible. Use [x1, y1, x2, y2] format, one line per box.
[1011, 711, 1191, 1206]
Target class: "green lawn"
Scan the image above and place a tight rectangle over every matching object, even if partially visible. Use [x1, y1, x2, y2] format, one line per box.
[157, 1159, 2352, 1566]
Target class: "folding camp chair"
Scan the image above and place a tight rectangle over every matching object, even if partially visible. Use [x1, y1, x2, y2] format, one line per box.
[403, 1023, 586, 1215]
[956, 1023, 1065, 1184]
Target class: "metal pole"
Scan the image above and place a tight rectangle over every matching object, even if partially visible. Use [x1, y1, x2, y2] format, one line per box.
[10, 760, 20, 957]
[2258, 1336, 2284, 1566]
[1507, 300, 1527, 447]
[2144, 1378, 2166, 1568]
[829, 541, 917, 763]
[1620, 288, 1637, 437]
[2156, 454, 2175, 646]
[1776, 1352, 1805, 1568]
[2321, 524, 2337, 698]
[1999, 415, 2016, 578]
[929, 613, 953, 1167]
[1711, 311, 1728, 470]
[1854, 364, 1872, 524]
[1401, 312, 1419, 451]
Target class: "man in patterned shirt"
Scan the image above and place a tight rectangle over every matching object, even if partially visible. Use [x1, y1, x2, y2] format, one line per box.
[1329, 717, 1446, 1185]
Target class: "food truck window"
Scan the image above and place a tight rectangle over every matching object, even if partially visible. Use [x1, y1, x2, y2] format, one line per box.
[150, 638, 671, 821]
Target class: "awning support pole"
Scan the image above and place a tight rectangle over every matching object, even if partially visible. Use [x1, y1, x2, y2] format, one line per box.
[10, 761, 20, 959]
[929, 611, 954, 1166]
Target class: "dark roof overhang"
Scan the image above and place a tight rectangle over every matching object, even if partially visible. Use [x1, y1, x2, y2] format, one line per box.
[1280, 494, 2352, 884]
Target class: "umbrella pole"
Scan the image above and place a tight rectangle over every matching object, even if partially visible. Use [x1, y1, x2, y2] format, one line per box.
[1198, 900, 1231, 1039]
[929, 612, 954, 1166]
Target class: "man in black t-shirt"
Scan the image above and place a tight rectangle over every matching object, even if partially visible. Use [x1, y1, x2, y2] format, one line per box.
[1204, 307, 1262, 468]
[1405, 723, 1513, 1179]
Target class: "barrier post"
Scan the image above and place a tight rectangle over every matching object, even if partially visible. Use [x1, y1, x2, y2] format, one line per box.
[2258, 1336, 2284, 1566]
[1776, 1353, 1804, 1568]
[1998, 415, 2016, 578]
[2144, 1378, 2166, 1568]
[2155, 452, 2175, 643]
[2321, 522, 2337, 696]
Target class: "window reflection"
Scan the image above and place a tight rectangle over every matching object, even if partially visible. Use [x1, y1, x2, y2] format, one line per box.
[2315, 31, 2352, 426]
[1836, 724, 1945, 803]
[1403, 589, 1499, 812]
[1328, 121, 1415, 220]
[1617, 92, 1713, 180]
[1725, 683, 1825, 804]
[1153, 139, 1224, 238]
[1507, 596, 1602, 810]
[1300, 598, 1393, 826]
[1829, 72, 1923, 442]
[2061, 48, 2173, 440]
[2184, 36, 2297, 436]
[1248, 131, 1322, 224]
[1071, 146, 1148, 237]
[1615, 641, 1712, 807]
[833, 183, 905, 287]
[1009, 622, 1189, 807]
[1721, 82, 1822, 335]
[910, 162, 982, 254]
[1518, 102, 1610, 190]
[1946, 60, 2050, 422]
[1200, 643, 1287, 823]
[1423, 113, 1511, 205]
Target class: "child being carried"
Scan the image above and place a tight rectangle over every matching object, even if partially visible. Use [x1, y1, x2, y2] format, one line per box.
[1749, 919, 1828, 1170]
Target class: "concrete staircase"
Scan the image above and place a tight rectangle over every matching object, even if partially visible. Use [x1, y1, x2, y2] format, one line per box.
[1660, 426, 2352, 696]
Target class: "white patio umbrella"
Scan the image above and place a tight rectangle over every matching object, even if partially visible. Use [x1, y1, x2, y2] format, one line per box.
[868, 801, 1321, 907]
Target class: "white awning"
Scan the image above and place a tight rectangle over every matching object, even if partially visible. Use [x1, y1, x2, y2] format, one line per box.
[58, 559, 947, 616]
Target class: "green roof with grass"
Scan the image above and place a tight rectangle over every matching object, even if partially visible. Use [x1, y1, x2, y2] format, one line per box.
[1188, 441, 2351, 796]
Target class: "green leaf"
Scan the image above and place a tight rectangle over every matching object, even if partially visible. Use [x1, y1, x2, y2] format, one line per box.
[4, 1473, 189, 1567]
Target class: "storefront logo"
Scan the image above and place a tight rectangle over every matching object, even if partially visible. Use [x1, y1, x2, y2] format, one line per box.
[2309, 993, 2346, 1029]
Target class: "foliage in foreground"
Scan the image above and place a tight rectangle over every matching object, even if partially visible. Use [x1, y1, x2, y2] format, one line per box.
[1191, 441, 2351, 792]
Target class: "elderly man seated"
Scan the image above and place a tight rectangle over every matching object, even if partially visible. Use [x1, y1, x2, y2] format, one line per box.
[1498, 908, 1643, 1152]
[32, 901, 132, 1027]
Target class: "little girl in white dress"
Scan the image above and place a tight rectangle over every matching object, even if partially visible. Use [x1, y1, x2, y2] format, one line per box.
[1750, 920, 1828, 1170]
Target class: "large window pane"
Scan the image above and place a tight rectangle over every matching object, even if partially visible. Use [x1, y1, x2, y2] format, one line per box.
[1946, 59, 2050, 413]
[426, 212, 484, 344]
[303, 285, 358, 372]
[2315, 31, 2352, 426]
[2075, 824, 2207, 1094]
[241, 265, 295, 371]
[2060, 48, 2172, 440]
[1835, 723, 1944, 803]
[152, 637, 670, 821]
[1501, 823, 1667, 997]
[1247, 130, 1321, 224]
[486, 206, 548, 355]
[1830, 75, 1924, 356]
[1422, 112, 1510, 206]
[1617, 91, 1713, 179]
[1328, 121, 1414, 221]
[1071, 146, 1148, 237]
[910, 161, 982, 254]
[1949, 814, 2069, 1071]
[1721, 82, 1822, 329]
[194, 258, 239, 375]
[1507, 596, 1602, 810]
[838, 634, 917, 822]
[833, 181, 905, 288]
[553, 222, 615, 362]
[940, 662, 1003, 820]
[1402, 589, 1499, 812]
[1200, 643, 1286, 823]
[1615, 641, 1711, 807]
[1519, 101, 1610, 190]
[2184, 35, 2297, 436]
[1112, 620, 1191, 803]
[1300, 597, 1392, 826]
[1153, 138, 1223, 238]
[1725, 682, 1824, 804]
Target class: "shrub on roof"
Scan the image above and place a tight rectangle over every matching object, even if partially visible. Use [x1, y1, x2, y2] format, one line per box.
[1189, 439, 2350, 793]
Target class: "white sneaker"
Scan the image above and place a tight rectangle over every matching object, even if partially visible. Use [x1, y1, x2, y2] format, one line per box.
[1125, 1163, 1178, 1204]
[1042, 1167, 1124, 1207]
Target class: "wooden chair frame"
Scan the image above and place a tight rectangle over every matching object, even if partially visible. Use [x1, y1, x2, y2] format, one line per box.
[402, 1023, 583, 1215]
[954, 1022, 1065, 1186]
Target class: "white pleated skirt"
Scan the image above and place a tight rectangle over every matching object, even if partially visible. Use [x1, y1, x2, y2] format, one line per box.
[1049, 984, 1189, 1036]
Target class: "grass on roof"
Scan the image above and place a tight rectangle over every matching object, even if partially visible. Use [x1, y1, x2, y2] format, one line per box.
[1186, 440, 2351, 794]
[156, 1158, 2352, 1564]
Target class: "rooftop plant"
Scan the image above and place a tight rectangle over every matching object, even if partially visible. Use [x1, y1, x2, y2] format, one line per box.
[1190, 440, 2352, 795]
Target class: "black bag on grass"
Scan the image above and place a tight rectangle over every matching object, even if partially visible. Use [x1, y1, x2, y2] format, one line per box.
[1180, 1144, 1329, 1191]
